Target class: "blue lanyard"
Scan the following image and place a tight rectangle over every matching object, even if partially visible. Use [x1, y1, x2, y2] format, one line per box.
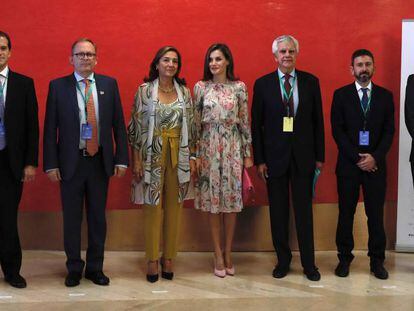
[0, 78, 5, 123]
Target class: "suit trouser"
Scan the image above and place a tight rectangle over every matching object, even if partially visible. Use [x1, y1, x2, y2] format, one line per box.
[144, 128, 183, 261]
[336, 173, 386, 264]
[0, 149, 23, 277]
[60, 151, 109, 273]
[266, 158, 316, 271]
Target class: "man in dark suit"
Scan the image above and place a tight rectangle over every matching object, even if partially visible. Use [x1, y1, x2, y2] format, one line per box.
[43, 38, 128, 287]
[0, 31, 39, 288]
[251, 35, 325, 281]
[331, 49, 394, 279]
[405, 74, 414, 186]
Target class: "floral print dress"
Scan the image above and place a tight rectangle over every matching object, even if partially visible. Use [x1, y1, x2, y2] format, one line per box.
[194, 80, 252, 213]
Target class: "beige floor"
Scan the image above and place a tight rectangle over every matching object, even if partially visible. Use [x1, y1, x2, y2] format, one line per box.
[0, 251, 413, 310]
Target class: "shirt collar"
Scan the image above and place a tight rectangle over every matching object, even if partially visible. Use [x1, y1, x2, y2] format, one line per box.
[0, 66, 9, 80]
[278, 68, 296, 80]
[74, 71, 95, 83]
[355, 80, 372, 92]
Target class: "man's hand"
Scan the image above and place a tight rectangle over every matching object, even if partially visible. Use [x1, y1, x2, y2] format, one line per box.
[357, 153, 377, 172]
[22, 165, 36, 182]
[256, 163, 268, 181]
[316, 161, 323, 170]
[47, 168, 61, 182]
[114, 166, 127, 178]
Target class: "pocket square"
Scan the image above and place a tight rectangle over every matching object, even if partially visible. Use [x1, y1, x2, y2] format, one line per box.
[99, 91, 105, 95]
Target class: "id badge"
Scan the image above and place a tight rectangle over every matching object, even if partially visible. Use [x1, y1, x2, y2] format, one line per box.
[283, 117, 294, 132]
[81, 123, 93, 140]
[359, 131, 369, 146]
[0, 122, 5, 136]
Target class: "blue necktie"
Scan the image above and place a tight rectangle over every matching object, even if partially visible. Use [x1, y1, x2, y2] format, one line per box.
[361, 88, 369, 111]
[0, 78, 6, 150]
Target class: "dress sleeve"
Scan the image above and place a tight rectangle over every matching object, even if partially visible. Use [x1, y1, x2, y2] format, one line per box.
[127, 85, 145, 153]
[237, 82, 252, 157]
[184, 86, 197, 154]
[193, 82, 203, 157]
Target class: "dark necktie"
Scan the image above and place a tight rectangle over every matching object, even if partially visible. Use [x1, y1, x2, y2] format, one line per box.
[283, 74, 294, 117]
[361, 88, 369, 111]
[83, 79, 99, 156]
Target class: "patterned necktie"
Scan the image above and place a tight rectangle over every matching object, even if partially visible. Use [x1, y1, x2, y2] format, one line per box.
[361, 88, 369, 111]
[83, 79, 98, 156]
[0, 77, 6, 150]
[283, 74, 294, 117]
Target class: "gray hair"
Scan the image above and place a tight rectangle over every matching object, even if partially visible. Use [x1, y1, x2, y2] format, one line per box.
[271, 35, 299, 54]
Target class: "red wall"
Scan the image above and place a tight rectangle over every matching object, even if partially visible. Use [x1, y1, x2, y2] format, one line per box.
[3, 0, 412, 211]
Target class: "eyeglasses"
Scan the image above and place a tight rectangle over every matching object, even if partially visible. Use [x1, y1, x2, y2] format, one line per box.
[73, 52, 96, 59]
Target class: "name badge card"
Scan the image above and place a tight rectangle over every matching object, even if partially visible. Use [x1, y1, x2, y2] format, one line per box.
[0, 122, 5, 136]
[81, 123, 93, 140]
[359, 131, 369, 146]
[283, 117, 294, 132]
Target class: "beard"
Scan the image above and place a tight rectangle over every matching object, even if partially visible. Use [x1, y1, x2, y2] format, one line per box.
[355, 71, 373, 84]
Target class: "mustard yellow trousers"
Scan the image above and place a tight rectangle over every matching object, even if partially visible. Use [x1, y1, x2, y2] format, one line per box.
[144, 128, 183, 261]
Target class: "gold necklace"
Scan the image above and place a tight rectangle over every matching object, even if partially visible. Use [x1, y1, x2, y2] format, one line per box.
[159, 85, 175, 93]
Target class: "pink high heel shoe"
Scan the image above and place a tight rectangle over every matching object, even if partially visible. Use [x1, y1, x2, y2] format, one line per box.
[214, 257, 226, 278]
[225, 266, 235, 276]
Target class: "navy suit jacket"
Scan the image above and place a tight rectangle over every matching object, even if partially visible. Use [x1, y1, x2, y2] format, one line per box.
[43, 73, 128, 180]
[4, 70, 39, 180]
[251, 69, 325, 178]
[331, 82, 394, 177]
[405, 74, 414, 162]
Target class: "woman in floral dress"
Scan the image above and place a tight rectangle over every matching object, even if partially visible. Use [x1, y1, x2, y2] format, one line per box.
[194, 43, 253, 277]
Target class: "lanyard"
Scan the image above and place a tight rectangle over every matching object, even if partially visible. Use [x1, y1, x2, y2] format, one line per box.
[0, 78, 5, 123]
[279, 74, 296, 104]
[360, 89, 372, 131]
[76, 80, 94, 121]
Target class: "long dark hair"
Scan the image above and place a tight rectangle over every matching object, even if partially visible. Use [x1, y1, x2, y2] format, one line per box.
[144, 46, 186, 85]
[202, 43, 238, 81]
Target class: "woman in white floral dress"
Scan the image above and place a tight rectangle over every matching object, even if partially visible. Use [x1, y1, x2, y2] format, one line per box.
[194, 43, 253, 277]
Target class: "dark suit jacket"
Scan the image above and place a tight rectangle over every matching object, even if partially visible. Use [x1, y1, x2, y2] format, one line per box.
[4, 70, 39, 181]
[43, 73, 128, 180]
[331, 83, 394, 177]
[405, 74, 414, 162]
[251, 70, 325, 178]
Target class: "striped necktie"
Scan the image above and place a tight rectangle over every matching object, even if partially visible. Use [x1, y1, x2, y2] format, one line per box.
[83, 79, 98, 156]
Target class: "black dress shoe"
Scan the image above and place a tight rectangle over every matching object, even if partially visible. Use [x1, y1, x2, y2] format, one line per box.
[304, 268, 321, 281]
[335, 262, 350, 277]
[272, 265, 289, 279]
[5, 274, 27, 288]
[146, 273, 159, 283]
[65, 272, 82, 287]
[85, 271, 110, 286]
[370, 264, 389, 280]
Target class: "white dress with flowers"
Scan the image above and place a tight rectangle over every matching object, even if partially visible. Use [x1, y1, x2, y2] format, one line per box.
[193, 80, 252, 214]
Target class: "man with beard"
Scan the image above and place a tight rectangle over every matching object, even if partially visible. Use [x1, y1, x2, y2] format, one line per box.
[331, 49, 394, 279]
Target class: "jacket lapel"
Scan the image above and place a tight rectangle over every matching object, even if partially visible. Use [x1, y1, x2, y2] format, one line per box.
[67, 74, 81, 125]
[94, 74, 105, 127]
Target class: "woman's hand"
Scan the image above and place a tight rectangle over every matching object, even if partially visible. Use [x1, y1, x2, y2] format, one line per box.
[243, 157, 253, 168]
[132, 159, 144, 182]
[190, 159, 197, 180]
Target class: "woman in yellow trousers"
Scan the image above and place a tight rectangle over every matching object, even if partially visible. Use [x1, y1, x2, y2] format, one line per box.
[128, 46, 196, 283]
